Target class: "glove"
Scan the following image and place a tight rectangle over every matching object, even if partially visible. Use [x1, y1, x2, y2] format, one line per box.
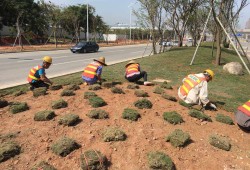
[210, 103, 217, 110]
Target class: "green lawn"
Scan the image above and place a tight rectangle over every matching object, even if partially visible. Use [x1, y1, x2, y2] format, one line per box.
[1, 44, 249, 112]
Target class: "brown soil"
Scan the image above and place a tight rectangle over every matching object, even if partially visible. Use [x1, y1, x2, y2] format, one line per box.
[0, 83, 250, 170]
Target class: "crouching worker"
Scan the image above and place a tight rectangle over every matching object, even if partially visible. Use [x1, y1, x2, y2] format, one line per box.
[82, 56, 107, 85]
[178, 69, 217, 110]
[125, 60, 152, 86]
[235, 100, 250, 132]
[27, 56, 53, 90]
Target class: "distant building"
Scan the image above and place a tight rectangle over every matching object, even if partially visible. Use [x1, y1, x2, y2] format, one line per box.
[110, 23, 141, 30]
[245, 18, 250, 29]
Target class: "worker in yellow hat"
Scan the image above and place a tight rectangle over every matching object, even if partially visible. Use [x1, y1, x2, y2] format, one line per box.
[82, 56, 107, 85]
[178, 69, 217, 110]
[27, 56, 53, 90]
[235, 100, 250, 132]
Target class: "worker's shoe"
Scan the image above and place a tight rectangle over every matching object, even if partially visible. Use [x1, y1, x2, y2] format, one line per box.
[29, 86, 34, 91]
[83, 82, 88, 86]
[144, 81, 153, 86]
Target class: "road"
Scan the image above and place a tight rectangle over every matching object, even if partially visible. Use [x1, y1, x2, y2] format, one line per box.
[0, 44, 153, 89]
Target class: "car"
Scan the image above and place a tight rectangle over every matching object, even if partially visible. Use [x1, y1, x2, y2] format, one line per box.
[70, 41, 99, 53]
[159, 40, 171, 46]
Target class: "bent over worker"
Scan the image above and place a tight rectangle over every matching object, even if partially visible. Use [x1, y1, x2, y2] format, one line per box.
[235, 100, 250, 131]
[27, 56, 53, 90]
[82, 56, 107, 85]
[178, 69, 217, 110]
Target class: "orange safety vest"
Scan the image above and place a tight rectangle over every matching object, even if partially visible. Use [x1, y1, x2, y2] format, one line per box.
[27, 65, 43, 83]
[82, 62, 101, 78]
[126, 63, 140, 76]
[238, 100, 250, 116]
[179, 74, 206, 97]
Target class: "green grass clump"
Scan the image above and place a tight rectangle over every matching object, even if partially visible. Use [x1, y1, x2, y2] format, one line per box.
[102, 127, 126, 142]
[0, 141, 21, 162]
[160, 81, 173, 89]
[49, 84, 63, 91]
[13, 90, 26, 97]
[163, 111, 184, 124]
[127, 84, 140, 89]
[161, 93, 177, 102]
[134, 98, 153, 109]
[209, 134, 231, 151]
[147, 151, 174, 170]
[51, 137, 80, 157]
[84, 91, 97, 99]
[9, 102, 29, 114]
[122, 108, 140, 121]
[66, 84, 80, 91]
[88, 84, 101, 91]
[87, 109, 109, 119]
[188, 109, 212, 122]
[166, 129, 190, 147]
[0, 132, 19, 143]
[33, 87, 47, 97]
[51, 99, 68, 109]
[111, 87, 125, 94]
[80, 149, 107, 170]
[60, 89, 75, 96]
[0, 98, 8, 108]
[215, 113, 234, 125]
[34, 110, 56, 121]
[102, 82, 114, 88]
[89, 96, 107, 108]
[153, 86, 164, 94]
[179, 100, 192, 108]
[31, 161, 57, 170]
[134, 89, 149, 97]
[58, 114, 79, 126]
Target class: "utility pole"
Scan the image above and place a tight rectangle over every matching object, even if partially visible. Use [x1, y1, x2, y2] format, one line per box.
[87, 3, 89, 41]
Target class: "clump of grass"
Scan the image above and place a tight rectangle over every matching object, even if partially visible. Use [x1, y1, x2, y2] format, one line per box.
[102, 127, 126, 142]
[80, 149, 107, 170]
[163, 111, 183, 125]
[13, 90, 26, 97]
[88, 84, 101, 91]
[122, 108, 140, 121]
[160, 81, 173, 89]
[209, 134, 231, 151]
[61, 89, 75, 96]
[161, 93, 177, 102]
[0, 98, 8, 108]
[102, 82, 114, 88]
[111, 87, 125, 94]
[0, 132, 20, 143]
[179, 100, 192, 108]
[134, 90, 149, 97]
[33, 87, 47, 97]
[49, 84, 63, 91]
[87, 109, 109, 119]
[58, 114, 79, 126]
[31, 161, 57, 170]
[153, 86, 164, 94]
[0, 141, 21, 162]
[34, 110, 56, 121]
[134, 98, 153, 109]
[188, 109, 212, 122]
[66, 84, 80, 91]
[51, 137, 80, 157]
[51, 99, 68, 109]
[89, 96, 107, 108]
[84, 91, 97, 99]
[147, 151, 174, 170]
[127, 84, 140, 89]
[166, 129, 190, 147]
[9, 102, 29, 114]
[215, 113, 234, 125]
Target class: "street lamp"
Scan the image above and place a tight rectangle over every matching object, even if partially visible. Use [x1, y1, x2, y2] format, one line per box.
[87, 3, 89, 41]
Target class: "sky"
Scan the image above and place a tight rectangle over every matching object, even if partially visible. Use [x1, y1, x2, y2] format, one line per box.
[41, 0, 250, 29]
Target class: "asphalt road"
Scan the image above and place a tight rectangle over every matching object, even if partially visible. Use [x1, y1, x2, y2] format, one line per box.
[0, 44, 153, 89]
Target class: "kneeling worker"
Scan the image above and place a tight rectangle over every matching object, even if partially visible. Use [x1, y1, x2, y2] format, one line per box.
[178, 69, 217, 110]
[235, 100, 250, 131]
[82, 56, 107, 85]
[27, 56, 53, 90]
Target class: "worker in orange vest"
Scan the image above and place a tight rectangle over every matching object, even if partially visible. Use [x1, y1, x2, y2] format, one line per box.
[235, 100, 250, 131]
[82, 56, 107, 85]
[125, 60, 152, 86]
[178, 69, 217, 110]
[27, 56, 53, 90]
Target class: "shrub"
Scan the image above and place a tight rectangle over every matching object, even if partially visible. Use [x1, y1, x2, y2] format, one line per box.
[160, 81, 173, 89]
[0, 98, 8, 108]
[84, 91, 97, 99]
[166, 129, 190, 147]
[161, 93, 177, 102]
[179, 101, 192, 108]
[147, 151, 174, 170]
[10, 102, 29, 114]
[209, 134, 231, 151]
[80, 149, 107, 170]
[111, 87, 125, 94]
[215, 113, 234, 125]
[89, 96, 107, 108]
[58, 114, 79, 126]
[89, 84, 101, 91]
[61, 89, 75, 96]
[0, 141, 21, 162]
[34, 110, 56, 121]
[51, 137, 80, 157]
[87, 109, 109, 119]
[102, 127, 126, 142]
[188, 109, 212, 122]
[66, 84, 80, 91]
[122, 108, 140, 121]
[153, 86, 164, 94]
[51, 99, 68, 109]
[127, 84, 139, 89]
[33, 87, 47, 97]
[134, 90, 149, 97]
[134, 98, 152, 109]
[31, 161, 57, 170]
[163, 111, 183, 125]
[49, 84, 63, 91]
[13, 90, 26, 97]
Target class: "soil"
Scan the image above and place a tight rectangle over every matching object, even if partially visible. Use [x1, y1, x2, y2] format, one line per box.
[0, 83, 250, 170]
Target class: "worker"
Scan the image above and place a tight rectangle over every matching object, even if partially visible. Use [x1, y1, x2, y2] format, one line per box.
[27, 56, 53, 90]
[235, 100, 250, 131]
[178, 69, 217, 110]
[82, 56, 107, 85]
[125, 60, 152, 86]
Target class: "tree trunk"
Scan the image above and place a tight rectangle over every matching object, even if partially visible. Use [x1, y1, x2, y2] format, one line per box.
[215, 27, 221, 65]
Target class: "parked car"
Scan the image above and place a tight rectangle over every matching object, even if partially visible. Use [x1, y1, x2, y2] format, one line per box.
[159, 40, 171, 46]
[70, 41, 99, 53]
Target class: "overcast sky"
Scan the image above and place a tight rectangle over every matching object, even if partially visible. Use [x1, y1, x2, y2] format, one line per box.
[41, 0, 250, 29]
